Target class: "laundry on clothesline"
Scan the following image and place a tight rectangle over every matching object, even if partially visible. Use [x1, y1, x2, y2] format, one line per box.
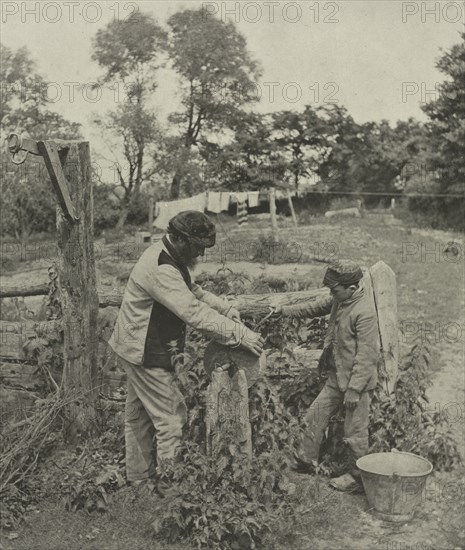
[234, 192, 248, 203]
[206, 192, 222, 213]
[154, 193, 207, 230]
[206, 191, 231, 214]
[220, 192, 230, 212]
[153, 187, 301, 229]
[247, 191, 259, 208]
[237, 199, 248, 226]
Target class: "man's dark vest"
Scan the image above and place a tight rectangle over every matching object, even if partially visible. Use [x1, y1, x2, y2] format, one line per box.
[142, 236, 192, 370]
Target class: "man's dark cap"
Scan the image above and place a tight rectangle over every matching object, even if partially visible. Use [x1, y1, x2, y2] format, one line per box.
[323, 259, 363, 288]
[168, 211, 216, 248]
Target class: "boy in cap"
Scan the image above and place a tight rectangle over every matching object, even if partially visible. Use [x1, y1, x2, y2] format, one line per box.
[109, 211, 264, 488]
[273, 260, 380, 491]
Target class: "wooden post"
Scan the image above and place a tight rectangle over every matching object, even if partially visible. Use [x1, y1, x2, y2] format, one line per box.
[56, 142, 99, 435]
[368, 261, 399, 395]
[269, 188, 279, 243]
[287, 189, 298, 227]
[148, 196, 154, 234]
[206, 369, 252, 460]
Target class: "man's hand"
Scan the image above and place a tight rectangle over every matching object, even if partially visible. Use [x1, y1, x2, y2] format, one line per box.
[226, 307, 241, 322]
[240, 331, 265, 357]
[343, 389, 360, 411]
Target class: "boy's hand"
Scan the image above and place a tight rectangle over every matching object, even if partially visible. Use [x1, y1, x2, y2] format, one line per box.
[344, 389, 360, 411]
[270, 305, 282, 317]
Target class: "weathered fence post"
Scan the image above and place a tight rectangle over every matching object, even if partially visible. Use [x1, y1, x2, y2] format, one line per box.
[206, 369, 252, 460]
[6, 135, 100, 434]
[287, 189, 298, 227]
[368, 261, 399, 395]
[148, 196, 155, 234]
[269, 187, 279, 243]
[55, 141, 99, 434]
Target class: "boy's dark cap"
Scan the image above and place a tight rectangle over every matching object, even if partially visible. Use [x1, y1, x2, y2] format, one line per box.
[323, 259, 363, 288]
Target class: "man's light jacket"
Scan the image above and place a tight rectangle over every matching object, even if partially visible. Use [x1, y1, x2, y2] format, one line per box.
[109, 236, 252, 369]
[282, 279, 380, 393]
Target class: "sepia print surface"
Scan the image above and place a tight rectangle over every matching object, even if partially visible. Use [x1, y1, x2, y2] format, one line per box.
[1, 1, 464, 549]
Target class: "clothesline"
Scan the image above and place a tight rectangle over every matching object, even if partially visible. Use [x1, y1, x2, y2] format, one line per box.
[153, 189, 297, 229]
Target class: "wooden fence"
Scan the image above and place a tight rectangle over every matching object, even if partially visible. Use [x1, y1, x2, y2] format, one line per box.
[0, 284, 327, 422]
[1, 261, 398, 439]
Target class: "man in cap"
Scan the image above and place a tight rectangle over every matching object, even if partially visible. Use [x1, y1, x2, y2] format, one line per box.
[272, 259, 380, 490]
[109, 211, 264, 487]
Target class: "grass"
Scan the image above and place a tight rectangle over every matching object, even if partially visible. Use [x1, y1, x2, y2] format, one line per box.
[1, 487, 192, 550]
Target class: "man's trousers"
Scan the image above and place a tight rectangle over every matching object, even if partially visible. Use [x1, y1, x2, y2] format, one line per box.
[297, 371, 372, 469]
[120, 358, 187, 482]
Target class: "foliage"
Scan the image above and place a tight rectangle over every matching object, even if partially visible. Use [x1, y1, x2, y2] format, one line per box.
[92, 11, 167, 228]
[0, 404, 125, 531]
[151, 345, 302, 549]
[272, 106, 329, 190]
[61, 430, 126, 514]
[406, 32, 465, 231]
[0, 153, 59, 242]
[202, 112, 287, 192]
[0, 43, 81, 139]
[0, 393, 67, 530]
[369, 340, 461, 470]
[92, 183, 121, 235]
[315, 105, 427, 202]
[166, 8, 261, 198]
[0, 43, 81, 241]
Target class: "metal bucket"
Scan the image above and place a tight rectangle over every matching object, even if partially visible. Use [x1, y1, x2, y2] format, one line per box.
[356, 450, 433, 522]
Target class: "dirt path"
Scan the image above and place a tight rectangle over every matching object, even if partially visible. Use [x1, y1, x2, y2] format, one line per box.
[429, 342, 465, 459]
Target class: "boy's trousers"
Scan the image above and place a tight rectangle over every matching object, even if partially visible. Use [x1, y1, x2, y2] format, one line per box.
[297, 371, 372, 468]
[120, 357, 187, 482]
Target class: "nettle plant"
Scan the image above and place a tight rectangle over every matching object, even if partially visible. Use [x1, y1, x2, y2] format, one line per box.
[369, 339, 461, 470]
[152, 340, 303, 550]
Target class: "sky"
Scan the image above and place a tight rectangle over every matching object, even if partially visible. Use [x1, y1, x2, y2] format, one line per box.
[1, 0, 464, 173]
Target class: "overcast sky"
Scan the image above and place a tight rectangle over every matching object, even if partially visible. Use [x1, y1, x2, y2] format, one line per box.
[2, 0, 463, 172]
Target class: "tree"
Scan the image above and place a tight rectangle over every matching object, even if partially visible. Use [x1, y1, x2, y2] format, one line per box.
[1, 43, 81, 139]
[411, 32, 465, 229]
[314, 106, 428, 206]
[91, 12, 167, 227]
[349, 119, 427, 202]
[272, 106, 331, 190]
[0, 43, 81, 243]
[166, 8, 261, 198]
[201, 112, 287, 192]
[315, 105, 364, 193]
